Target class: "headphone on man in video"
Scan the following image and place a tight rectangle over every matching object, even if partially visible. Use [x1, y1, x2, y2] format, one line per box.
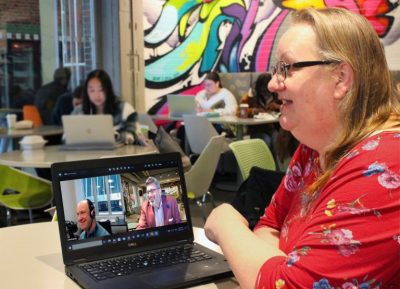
[86, 199, 95, 220]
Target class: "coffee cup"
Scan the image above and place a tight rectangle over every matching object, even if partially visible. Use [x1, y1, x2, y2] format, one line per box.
[239, 104, 249, 118]
[6, 114, 17, 129]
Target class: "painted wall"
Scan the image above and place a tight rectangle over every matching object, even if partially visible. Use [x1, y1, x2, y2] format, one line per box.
[143, 0, 400, 111]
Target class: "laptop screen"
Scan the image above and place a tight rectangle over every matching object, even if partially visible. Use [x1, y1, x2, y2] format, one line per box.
[51, 152, 194, 265]
[167, 94, 196, 117]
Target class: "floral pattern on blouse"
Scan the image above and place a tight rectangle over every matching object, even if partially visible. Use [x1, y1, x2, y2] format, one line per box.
[286, 246, 311, 267]
[364, 162, 400, 189]
[313, 277, 382, 289]
[324, 196, 381, 218]
[309, 224, 361, 256]
[253, 132, 400, 289]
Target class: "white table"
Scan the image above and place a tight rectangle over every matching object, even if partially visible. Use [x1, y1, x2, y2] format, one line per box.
[0, 143, 159, 168]
[152, 114, 279, 140]
[0, 125, 64, 153]
[0, 125, 64, 139]
[0, 222, 238, 289]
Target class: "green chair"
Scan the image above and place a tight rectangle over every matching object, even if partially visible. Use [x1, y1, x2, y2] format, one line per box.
[229, 138, 276, 181]
[0, 165, 53, 225]
[185, 135, 225, 220]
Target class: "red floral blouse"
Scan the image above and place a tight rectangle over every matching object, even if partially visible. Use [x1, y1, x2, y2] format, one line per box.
[254, 132, 400, 289]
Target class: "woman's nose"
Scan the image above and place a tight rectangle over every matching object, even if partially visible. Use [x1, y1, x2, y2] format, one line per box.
[268, 74, 284, 93]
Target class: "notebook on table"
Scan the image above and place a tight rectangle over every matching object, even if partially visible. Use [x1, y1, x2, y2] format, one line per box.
[167, 94, 197, 117]
[61, 115, 123, 150]
[51, 152, 232, 289]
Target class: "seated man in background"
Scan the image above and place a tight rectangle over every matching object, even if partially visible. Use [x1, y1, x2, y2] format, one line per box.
[52, 85, 83, 125]
[35, 67, 71, 125]
[136, 177, 181, 229]
[76, 199, 110, 239]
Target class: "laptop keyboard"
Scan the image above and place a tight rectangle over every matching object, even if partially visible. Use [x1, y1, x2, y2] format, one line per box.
[80, 244, 213, 281]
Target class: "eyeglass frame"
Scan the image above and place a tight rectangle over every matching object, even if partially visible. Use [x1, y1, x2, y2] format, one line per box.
[270, 60, 336, 81]
[146, 187, 160, 195]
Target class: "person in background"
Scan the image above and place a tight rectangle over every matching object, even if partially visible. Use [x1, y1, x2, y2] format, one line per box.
[237, 73, 280, 117]
[76, 199, 109, 239]
[195, 71, 238, 116]
[72, 69, 148, 145]
[204, 7, 399, 289]
[136, 176, 181, 229]
[236, 73, 281, 151]
[51, 85, 84, 125]
[35, 67, 71, 125]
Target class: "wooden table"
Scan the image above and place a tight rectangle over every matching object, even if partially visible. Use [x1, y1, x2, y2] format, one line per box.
[0, 222, 238, 289]
[0, 143, 159, 168]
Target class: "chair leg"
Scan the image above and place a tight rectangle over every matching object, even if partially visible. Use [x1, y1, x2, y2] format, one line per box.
[28, 209, 33, 223]
[196, 200, 208, 221]
[6, 208, 12, 226]
[206, 191, 216, 208]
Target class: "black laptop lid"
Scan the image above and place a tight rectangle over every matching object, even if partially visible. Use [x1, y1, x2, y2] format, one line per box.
[51, 152, 194, 266]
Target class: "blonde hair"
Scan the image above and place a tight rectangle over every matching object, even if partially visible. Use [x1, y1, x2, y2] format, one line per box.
[291, 8, 400, 198]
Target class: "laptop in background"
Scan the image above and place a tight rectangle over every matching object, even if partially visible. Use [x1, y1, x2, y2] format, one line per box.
[61, 115, 123, 150]
[167, 94, 196, 117]
[51, 152, 232, 289]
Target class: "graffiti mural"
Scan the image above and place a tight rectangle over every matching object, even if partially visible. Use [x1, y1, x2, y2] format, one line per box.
[143, 0, 400, 110]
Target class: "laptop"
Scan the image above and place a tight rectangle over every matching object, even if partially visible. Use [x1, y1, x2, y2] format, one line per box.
[61, 115, 123, 150]
[167, 95, 197, 117]
[51, 152, 232, 289]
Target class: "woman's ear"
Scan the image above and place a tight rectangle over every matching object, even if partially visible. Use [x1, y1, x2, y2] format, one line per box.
[334, 62, 353, 100]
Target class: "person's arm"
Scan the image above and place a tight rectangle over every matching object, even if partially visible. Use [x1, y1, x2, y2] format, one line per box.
[120, 102, 149, 145]
[204, 204, 286, 289]
[213, 88, 238, 115]
[136, 202, 148, 229]
[195, 90, 208, 112]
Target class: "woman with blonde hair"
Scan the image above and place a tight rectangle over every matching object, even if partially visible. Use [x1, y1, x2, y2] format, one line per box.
[205, 7, 399, 289]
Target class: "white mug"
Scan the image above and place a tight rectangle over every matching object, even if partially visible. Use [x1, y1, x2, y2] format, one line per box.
[6, 114, 17, 129]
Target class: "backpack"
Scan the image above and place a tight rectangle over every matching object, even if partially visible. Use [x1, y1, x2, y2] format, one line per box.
[231, 166, 285, 230]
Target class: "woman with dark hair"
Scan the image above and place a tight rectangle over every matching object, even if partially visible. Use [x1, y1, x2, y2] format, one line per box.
[72, 69, 147, 145]
[237, 73, 280, 117]
[195, 71, 238, 116]
[237, 73, 285, 156]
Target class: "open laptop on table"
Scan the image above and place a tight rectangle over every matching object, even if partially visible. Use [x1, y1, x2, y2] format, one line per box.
[167, 95, 197, 118]
[51, 152, 232, 289]
[61, 115, 123, 150]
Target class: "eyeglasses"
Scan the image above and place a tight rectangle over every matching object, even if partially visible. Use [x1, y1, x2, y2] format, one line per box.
[270, 60, 335, 82]
[146, 188, 159, 194]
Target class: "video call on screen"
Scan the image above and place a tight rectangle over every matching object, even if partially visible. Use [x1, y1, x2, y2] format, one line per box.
[60, 164, 188, 248]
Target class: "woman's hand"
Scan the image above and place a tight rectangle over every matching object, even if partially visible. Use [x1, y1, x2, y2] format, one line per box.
[136, 134, 149, 146]
[204, 203, 248, 244]
[124, 132, 135, 145]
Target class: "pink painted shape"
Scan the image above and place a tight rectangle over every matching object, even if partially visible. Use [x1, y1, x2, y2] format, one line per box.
[255, 9, 289, 71]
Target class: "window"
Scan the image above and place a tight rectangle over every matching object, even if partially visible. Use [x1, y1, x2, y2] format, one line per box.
[82, 174, 123, 217]
[59, 0, 96, 87]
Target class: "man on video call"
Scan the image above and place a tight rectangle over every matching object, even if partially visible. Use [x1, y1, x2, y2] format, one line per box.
[136, 176, 181, 229]
[76, 199, 110, 239]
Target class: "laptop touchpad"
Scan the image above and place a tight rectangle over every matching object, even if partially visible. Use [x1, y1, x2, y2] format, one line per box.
[141, 267, 194, 287]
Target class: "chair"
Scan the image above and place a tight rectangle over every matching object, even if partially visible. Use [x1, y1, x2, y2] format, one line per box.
[98, 220, 112, 234]
[229, 138, 276, 181]
[44, 206, 58, 222]
[184, 135, 225, 220]
[23, 105, 43, 127]
[183, 115, 230, 154]
[0, 165, 53, 224]
[137, 112, 158, 135]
